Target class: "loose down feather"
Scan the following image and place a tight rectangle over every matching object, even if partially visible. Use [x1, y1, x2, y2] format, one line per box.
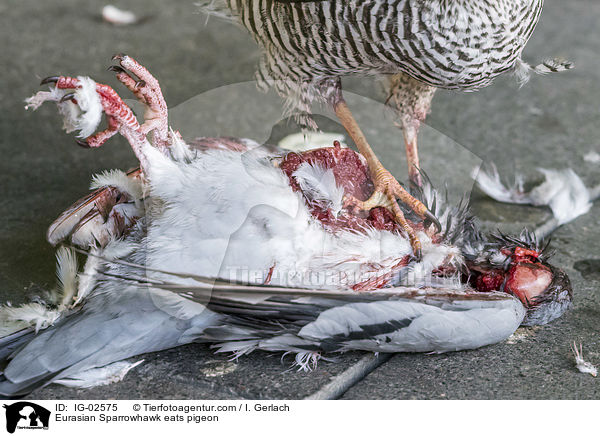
[473, 164, 591, 225]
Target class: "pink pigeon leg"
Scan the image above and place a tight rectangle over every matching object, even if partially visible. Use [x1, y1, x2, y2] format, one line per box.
[39, 75, 83, 90]
[78, 116, 119, 148]
[93, 83, 150, 170]
[108, 65, 148, 103]
[108, 66, 172, 143]
[38, 75, 151, 172]
[40, 75, 144, 137]
[111, 54, 170, 148]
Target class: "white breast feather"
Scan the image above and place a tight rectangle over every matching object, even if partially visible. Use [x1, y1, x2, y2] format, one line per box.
[140, 144, 458, 290]
[292, 162, 344, 217]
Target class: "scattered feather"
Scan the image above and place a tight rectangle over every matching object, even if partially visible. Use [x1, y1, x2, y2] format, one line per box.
[505, 326, 540, 344]
[68, 77, 103, 138]
[584, 151, 600, 164]
[474, 164, 591, 225]
[168, 128, 195, 162]
[53, 360, 144, 388]
[472, 164, 528, 204]
[294, 351, 321, 372]
[0, 249, 79, 335]
[102, 5, 138, 25]
[572, 341, 597, 377]
[24, 86, 67, 111]
[513, 58, 534, 87]
[196, 0, 237, 23]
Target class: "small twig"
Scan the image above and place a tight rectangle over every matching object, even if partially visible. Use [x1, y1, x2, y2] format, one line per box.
[304, 353, 392, 400]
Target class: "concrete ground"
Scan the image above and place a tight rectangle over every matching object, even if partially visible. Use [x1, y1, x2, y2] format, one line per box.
[1, 0, 598, 399]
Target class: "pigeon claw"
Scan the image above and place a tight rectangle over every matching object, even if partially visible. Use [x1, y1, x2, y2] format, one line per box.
[75, 138, 90, 148]
[107, 65, 127, 74]
[59, 92, 77, 103]
[40, 76, 60, 86]
[109, 64, 145, 89]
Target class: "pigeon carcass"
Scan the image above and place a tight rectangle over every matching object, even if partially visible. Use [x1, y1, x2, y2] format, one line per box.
[0, 56, 572, 397]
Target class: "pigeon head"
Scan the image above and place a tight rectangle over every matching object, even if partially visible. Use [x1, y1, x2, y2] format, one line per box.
[473, 231, 573, 326]
[498, 242, 572, 326]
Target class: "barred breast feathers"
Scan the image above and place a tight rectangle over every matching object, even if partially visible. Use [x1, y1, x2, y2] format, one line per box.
[200, 0, 548, 87]
[198, 0, 571, 128]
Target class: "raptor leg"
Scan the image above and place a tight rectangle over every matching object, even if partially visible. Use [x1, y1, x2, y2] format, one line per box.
[386, 73, 436, 188]
[324, 78, 439, 259]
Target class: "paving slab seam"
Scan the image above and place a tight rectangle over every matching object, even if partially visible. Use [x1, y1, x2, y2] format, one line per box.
[304, 353, 393, 400]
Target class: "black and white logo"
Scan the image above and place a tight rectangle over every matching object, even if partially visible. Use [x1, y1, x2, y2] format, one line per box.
[3, 402, 50, 433]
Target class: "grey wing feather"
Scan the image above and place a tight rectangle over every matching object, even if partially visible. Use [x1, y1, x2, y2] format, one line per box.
[177, 282, 526, 355]
[0, 285, 221, 397]
[0, 329, 35, 362]
[0, 263, 526, 397]
[94, 260, 527, 354]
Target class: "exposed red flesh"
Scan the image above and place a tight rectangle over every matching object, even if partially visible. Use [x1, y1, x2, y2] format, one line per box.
[280, 144, 421, 234]
[471, 249, 552, 308]
[281, 143, 372, 201]
[264, 264, 275, 285]
[475, 269, 505, 292]
[505, 263, 553, 306]
[351, 255, 411, 292]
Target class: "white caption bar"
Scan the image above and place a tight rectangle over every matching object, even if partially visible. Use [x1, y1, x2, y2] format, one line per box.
[1, 400, 596, 435]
